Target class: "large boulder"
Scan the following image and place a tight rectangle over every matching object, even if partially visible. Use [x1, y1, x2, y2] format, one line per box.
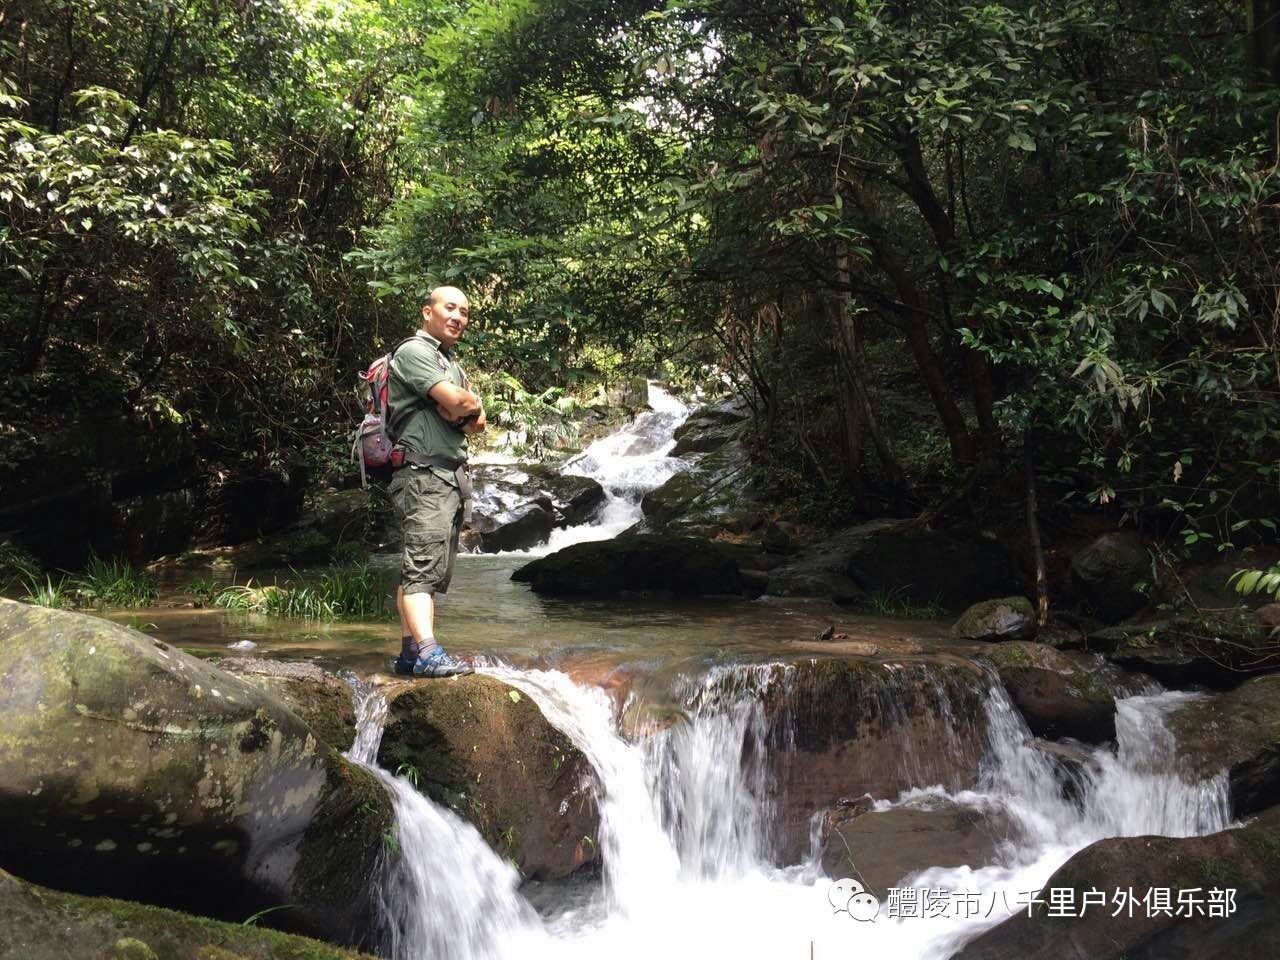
[955, 805, 1280, 960]
[1168, 676, 1280, 817]
[689, 657, 991, 861]
[511, 534, 745, 597]
[463, 462, 605, 553]
[1070, 531, 1152, 622]
[0, 600, 392, 946]
[954, 597, 1037, 642]
[979, 641, 1149, 743]
[669, 397, 750, 457]
[0, 868, 375, 960]
[638, 440, 768, 539]
[375, 675, 599, 880]
[217, 658, 358, 752]
[821, 799, 1019, 892]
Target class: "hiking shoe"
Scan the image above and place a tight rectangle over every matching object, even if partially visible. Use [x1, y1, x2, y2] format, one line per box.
[391, 656, 416, 676]
[412, 646, 474, 678]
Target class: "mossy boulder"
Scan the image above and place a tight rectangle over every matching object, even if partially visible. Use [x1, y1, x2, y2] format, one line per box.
[979, 641, 1148, 743]
[954, 597, 1036, 642]
[217, 658, 357, 752]
[0, 600, 392, 946]
[668, 397, 750, 457]
[511, 533, 745, 597]
[0, 868, 375, 960]
[955, 805, 1280, 960]
[375, 675, 599, 879]
[638, 440, 766, 539]
[1168, 676, 1280, 817]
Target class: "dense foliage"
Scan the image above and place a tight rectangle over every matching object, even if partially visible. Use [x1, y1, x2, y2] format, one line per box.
[2, 0, 1279, 556]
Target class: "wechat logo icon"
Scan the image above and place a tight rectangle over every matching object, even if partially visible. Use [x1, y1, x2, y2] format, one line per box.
[827, 878, 881, 922]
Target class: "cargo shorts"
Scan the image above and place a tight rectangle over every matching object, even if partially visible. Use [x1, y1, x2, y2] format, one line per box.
[390, 466, 463, 596]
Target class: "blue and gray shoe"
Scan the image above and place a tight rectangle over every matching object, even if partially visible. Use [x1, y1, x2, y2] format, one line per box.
[412, 646, 474, 678]
[391, 656, 416, 676]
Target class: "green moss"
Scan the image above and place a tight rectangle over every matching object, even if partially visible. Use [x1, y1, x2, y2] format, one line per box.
[292, 747, 393, 914]
[1, 869, 374, 960]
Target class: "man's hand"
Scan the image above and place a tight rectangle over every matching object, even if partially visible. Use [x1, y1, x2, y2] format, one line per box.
[462, 409, 487, 435]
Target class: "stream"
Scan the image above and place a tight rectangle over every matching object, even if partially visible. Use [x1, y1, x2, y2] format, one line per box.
[114, 385, 1234, 959]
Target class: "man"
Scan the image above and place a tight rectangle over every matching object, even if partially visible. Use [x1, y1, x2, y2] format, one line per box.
[386, 286, 486, 677]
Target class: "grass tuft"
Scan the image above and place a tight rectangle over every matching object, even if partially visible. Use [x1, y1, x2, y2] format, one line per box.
[21, 575, 74, 608]
[70, 554, 158, 607]
[855, 587, 948, 620]
[214, 566, 392, 621]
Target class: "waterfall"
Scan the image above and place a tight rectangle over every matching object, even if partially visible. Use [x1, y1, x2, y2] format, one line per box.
[343, 679, 541, 960]
[343, 665, 1233, 960]
[523, 383, 691, 552]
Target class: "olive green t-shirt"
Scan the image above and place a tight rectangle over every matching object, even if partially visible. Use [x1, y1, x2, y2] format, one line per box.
[387, 331, 469, 485]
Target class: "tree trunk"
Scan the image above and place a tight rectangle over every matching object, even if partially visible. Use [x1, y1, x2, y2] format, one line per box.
[1024, 429, 1050, 627]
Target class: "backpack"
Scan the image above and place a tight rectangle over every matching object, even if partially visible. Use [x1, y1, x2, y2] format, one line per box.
[351, 337, 416, 486]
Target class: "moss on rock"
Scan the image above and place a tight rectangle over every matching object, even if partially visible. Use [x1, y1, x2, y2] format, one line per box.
[375, 675, 598, 879]
[0, 868, 375, 960]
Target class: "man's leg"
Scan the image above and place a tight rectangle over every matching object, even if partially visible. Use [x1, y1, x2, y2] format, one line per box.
[398, 584, 439, 657]
[395, 468, 470, 677]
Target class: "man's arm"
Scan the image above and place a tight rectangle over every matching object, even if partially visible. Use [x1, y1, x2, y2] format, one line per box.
[428, 381, 482, 420]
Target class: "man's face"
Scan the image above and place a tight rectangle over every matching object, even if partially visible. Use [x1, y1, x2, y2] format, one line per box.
[421, 289, 470, 348]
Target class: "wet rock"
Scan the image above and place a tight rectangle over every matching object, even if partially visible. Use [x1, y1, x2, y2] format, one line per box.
[821, 800, 1020, 893]
[1024, 737, 1096, 774]
[954, 597, 1036, 642]
[695, 657, 991, 861]
[639, 440, 765, 539]
[0, 868, 375, 960]
[177, 487, 371, 569]
[471, 501, 555, 553]
[0, 600, 392, 945]
[464, 463, 605, 552]
[375, 675, 599, 879]
[954, 805, 1280, 960]
[1168, 676, 1280, 816]
[218, 658, 357, 752]
[511, 534, 745, 597]
[979, 642, 1150, 743]
[1099, 610, 1275, 689]
[109, 489, 198, 564]
[1070, 531, 1152, 622]
[669, 397, 750, 457]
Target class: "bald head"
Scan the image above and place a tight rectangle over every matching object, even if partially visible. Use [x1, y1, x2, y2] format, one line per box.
[427, 285, 468, 308]
[421, 286, 470, 349]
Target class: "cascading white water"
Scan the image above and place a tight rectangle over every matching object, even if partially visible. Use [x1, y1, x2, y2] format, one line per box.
[528, 383, 692, 552]
[344, 665, 1232, 960]
[343, 679, 540, 960]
